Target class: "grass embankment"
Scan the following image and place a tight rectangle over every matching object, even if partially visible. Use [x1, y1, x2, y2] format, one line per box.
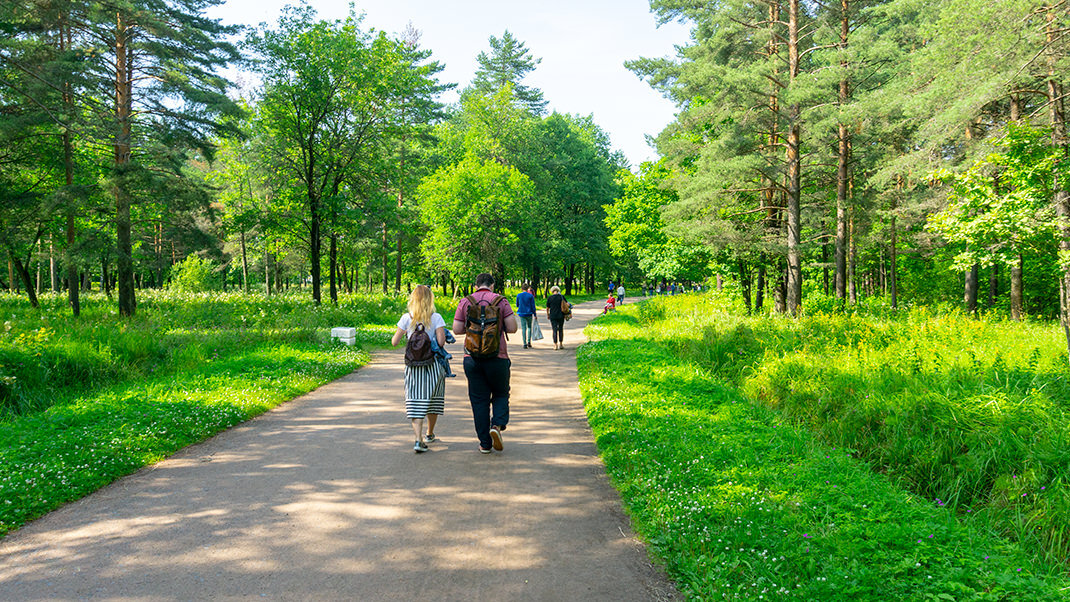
[0, 290, 409, 537]
[578, 295, 1070, 600]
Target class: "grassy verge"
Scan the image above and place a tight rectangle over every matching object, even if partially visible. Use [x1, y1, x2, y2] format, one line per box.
[643, 293, 1069, 565]
[0, 290, 405, 537]
[578, 301, 1070, 600]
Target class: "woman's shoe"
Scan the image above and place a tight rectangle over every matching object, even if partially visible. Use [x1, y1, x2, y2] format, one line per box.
[414, 440, 429, 453]
[424, 433, 436, 443]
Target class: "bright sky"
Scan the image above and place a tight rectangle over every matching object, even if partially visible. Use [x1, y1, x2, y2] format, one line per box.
[207, 0, 691, 169]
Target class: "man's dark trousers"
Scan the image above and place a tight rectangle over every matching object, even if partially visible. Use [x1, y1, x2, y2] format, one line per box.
[463, 356, 510, 450]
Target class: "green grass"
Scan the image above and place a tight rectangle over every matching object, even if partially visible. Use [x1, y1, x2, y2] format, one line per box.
[579, 298, 1070, 600]
[0, 289, 415, 537]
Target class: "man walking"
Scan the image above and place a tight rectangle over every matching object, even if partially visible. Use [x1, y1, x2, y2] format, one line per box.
[516, 283, 536, 349]
[454, 273, 518, 453]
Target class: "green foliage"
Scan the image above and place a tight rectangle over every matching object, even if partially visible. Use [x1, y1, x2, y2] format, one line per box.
[468, 30, 546, 114]
[579, 299, 1070, 599]
[605, 163, 711, 283]
[418, 156, 534, 281]
[927, 123, 1060, 272]
[167, 255, 219, 292]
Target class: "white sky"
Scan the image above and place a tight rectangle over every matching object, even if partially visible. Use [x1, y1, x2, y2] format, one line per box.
[207, 0, 691, 169]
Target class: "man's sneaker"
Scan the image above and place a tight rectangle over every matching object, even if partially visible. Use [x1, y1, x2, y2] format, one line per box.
[424, 433, 436, 443]
[478, 446, 492, 454]
[414, 440, 429, 453]
[489, 425, 504, 451]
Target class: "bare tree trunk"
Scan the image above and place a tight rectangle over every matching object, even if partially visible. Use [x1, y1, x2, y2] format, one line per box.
[61, 23, 80, 316]
[964, 263, 979, 315]
[381, 225, 389, 294]
[1010, 255, 1023, 320]
[988, 263, 999, 309]
[113, 12, 136, 316]
[329, 232, 338, 305]
[835, 0, 851, 305]
[890, 177, 899, 309]
[848, 206, 857, 304]
[239, 230, 249, 293]
[756, 262, 766, 312]
[784, 0, 803, 315]
[739, 260, 752, 314]
[6, 246, 39, 307]
[264, 249, 271, 295]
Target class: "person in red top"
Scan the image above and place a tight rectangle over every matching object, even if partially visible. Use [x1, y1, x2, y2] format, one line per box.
[453, 273, 518, 454]
[603, 294, 616, 314]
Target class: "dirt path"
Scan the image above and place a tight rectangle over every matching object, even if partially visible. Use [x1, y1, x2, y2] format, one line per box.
[0, 300, 678, 601]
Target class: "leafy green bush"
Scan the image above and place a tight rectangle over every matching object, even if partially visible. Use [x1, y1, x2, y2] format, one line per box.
[580, 305, 1070, 599]
[167, 255, 219, 292]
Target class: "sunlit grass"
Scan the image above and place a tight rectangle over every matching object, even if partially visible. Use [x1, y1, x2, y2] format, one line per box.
[0, 289, 402, 536]
[579, 299, 1070, 600]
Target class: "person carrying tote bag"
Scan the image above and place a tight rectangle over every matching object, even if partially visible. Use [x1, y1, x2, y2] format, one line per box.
[545, 286, 569, 350]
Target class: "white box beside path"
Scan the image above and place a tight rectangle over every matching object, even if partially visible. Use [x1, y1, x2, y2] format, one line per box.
[331, 327, 357, 338]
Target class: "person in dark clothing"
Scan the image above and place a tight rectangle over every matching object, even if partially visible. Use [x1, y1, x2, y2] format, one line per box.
[545, 285, 568, 350]
[453, 273, 518, 454]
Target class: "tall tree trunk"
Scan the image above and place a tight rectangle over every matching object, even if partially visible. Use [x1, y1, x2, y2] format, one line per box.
[264, 248, 271, 295]
[61, 23, 80, 315]
[7, 249, 39, 308]
[821, 238, 830, 295]
[113, 13, 135, 316]
[835, 0, 851, 305]
[239, 230, 248, 293]
[785, 0, 803, 315]
[309, 202, 322, 304]
[890, 177, 900, 309]
[329, 232, 338, 304]
[988, 263, 999, 309]
[848, 206, 857, 304]
[756, 262, 766, 311]
[1010, 254, 1023, 321]
[49, 234, 57, 293]
[381, 225, 389, 294]
[739, 260, 752, 314]
[964, 263, 980, 315]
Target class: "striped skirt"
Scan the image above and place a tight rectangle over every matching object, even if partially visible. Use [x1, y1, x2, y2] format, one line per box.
[404, 361, 445, 419]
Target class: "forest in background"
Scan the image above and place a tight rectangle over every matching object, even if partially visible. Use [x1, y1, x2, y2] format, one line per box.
[2, 0, 1070, 351]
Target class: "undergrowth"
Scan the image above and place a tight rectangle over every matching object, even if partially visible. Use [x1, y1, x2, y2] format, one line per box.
[579, 298, 1070, 600]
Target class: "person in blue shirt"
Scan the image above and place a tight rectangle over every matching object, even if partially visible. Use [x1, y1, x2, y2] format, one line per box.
[516, 283, 537, 349]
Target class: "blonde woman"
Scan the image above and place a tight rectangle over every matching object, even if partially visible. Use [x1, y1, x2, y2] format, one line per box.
[391, 285, 447, 453]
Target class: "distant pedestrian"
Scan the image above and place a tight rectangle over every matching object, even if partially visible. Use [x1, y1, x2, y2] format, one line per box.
[608, 280, 615, 295]
[391, 285, 447, 453]
[546, 285, 569, 350]
[617, 284, 625, 304]
[516, 283, 537, 349]
[453, 273, 517, 454]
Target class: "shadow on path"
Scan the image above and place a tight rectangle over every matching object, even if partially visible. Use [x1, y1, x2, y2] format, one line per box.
[0, 300, 678, 601]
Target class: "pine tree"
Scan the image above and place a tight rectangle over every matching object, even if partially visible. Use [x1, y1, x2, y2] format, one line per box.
[469, 30, 547, 115]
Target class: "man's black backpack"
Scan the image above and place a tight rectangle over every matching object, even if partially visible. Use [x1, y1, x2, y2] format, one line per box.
[405, 323, 436, 367]
[463, 294, 504, 358]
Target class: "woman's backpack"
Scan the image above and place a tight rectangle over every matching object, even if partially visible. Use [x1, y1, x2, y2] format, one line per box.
[405, 323, 436, 367]
[561, 297, 572, 321]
